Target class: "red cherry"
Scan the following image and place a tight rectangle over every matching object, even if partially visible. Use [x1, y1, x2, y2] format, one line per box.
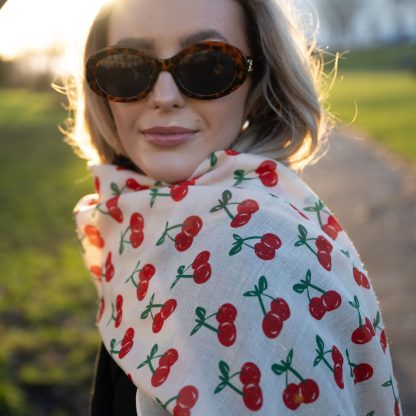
[258, 170, 278, 187]
[317, 250, 332, 271]
[192, 251, 210, 269]
[216, 303, 237, 323]
[300, 379, 319, 403]
[84, 225, 105, 248]
[151, 365, 170, 387]
[181, 216, 203, 237]
[105, 252, 114, 282]
[125, 178, 149, 191]
[130, 212, 144, 232]
[353, 363, 373, 384]
[315, 235, 333, 253]
[119, 327, 134, 359]
[242, 383, 263, 411]
[394, 400, 401, 416]
[90, 265, 102, 279]
[139, 264, 156, 282]
[170, 184, 189, 201]
[173, 405, 190, 416]
[261, 233, 282, 249]
[176, 385, 199, 408]
[254, 242, 275, 260]
[116, 294, 123, 310]
[351, 325, 373, 344]
[289, 203, 309, 220]
[283, 383, 302, 410]
[239, 362, 261, 385]
[217, 322, 237, 346]
[328, 215, 343, 232]
[230, 212, 252, 228]
[96, 297, 105, 322]
[225, 149, 240, 155]
[160, 299, 177, 320]
[334, 363, 344, 389]
[152, 313, 164, 333]
[123, 327, 135, 342]
[94, 176, 100, 193]
[255, 160, 277, 174]
[322, 223, 338, 240]
[159, 348, 178, 367]
[193, 263, 212, 284]
[270, 298, 290, 321]
[331, 345, 344, 365]
[321, 290, 342, 311]
[262, 311, 283, 338]
[365, 317, 376, 336]
[309, 297, 326, 320]
[137, 279, 149, 301]
[353, 267, 371, 289]
[106, 196, 123, 223]
[174, 232, 193, 252]
[129, 230, 144, 248]
[237, 199, 259, 214]
[380, 330, 387, 352]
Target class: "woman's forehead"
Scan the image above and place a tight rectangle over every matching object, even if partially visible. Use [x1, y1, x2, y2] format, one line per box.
[108, 0, 249, 53]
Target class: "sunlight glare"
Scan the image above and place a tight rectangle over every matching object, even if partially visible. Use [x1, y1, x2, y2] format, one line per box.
[0, 0, 109, 58]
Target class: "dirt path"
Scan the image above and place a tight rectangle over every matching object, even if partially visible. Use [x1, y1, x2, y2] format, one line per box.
[302, 129, 416, 415]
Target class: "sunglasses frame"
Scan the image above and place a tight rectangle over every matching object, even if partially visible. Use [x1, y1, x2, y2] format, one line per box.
[85, 40, 254, 102]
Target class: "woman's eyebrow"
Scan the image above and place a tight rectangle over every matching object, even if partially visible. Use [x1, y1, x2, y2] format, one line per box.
[115, 29, 228, 49]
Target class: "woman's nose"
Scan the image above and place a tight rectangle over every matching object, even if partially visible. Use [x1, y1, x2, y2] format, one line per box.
[148, 71, 186, 109]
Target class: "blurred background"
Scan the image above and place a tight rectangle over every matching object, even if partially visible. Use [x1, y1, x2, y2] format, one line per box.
[0, 0, 415, 415]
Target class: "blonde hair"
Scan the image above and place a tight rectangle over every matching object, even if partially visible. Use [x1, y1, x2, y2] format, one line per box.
[61, 0, 335, 172]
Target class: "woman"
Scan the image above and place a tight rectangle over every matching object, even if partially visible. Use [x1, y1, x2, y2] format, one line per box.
[68, 0, 401, 414]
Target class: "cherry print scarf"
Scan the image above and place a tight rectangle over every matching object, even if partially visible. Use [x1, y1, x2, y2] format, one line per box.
[74, 149, 401, 416]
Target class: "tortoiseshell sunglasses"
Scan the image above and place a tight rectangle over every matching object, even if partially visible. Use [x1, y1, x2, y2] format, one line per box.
[85, 40, 254, 102]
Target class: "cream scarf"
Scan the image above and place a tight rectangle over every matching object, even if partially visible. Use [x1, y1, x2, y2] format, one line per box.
[74, 149, 401, 416]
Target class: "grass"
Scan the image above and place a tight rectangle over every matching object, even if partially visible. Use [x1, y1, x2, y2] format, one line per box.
[0, 88, 98, 416]
[328, 70, 416, 162]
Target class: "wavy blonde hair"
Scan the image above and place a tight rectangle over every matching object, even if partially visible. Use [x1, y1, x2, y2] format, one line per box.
[61, 0, 334, 172]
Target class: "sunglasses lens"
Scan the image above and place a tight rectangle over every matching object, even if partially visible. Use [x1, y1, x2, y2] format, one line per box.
[178, 49, 237, 96]
[95, 53, 151, 99]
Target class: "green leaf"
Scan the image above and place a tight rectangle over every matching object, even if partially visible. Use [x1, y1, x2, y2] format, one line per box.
[234, 169, 245, 177]
[156, 233, 166, 246]
[214, 382, 227, 394]
[366, 412, 375, 416]
[219, 360, 230, 377]
[271, 363, 285, 375]
[177, 265, 185, 275]
[190, 323, 203, 336]
[298, 224, 307, 239]
[258, 276, 268, 292]
[195, 306, 206, 320]
[294, 241, 305, 247]
[243, 290, 257, 297]
[305, 269, 312, 283]
[292, 283, 306, 294]
[303, 207, 317, 212]
[111, 182, 120, 194]
[316, 335, 325, 352]
[382, 380, 392, 387]
[140, 308, 150, 320]
[222, 190, 232, 204]
[287, 349, 293, 365]
[150, 344, 158, 357]
[210, 152, 218, 167]
[209, 204, 223, 213]
[313, 356, 322, 367]
[229, 244, 242, 256]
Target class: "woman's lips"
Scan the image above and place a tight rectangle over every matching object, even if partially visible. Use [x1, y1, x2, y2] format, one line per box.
[142, 127, 199, 147]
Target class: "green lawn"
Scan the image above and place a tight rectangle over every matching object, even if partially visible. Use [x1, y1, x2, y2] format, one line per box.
[0, 89, 98, 416]
[328, 70, 416, 162]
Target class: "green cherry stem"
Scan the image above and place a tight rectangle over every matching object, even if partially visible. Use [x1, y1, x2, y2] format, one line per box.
[287, 365, 305, 383]
[146, 355, 156, 373]
[197, 320, 218, 333]
[258, 294, 268, 317]
[218, 376, 244, 396]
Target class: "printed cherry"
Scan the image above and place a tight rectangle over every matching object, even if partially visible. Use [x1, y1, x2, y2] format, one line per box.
[239, 362, 261, 385]
[119, 327, 134, 359]
[380, 330, 387, 352]
[317, 250, 332, 271]
[254, 242, 275, 260]
[237, 199, 259, 214]
[152, 312, 165, 333]
[217, 321, 237, 346]
[262, 233, 282, 250]
[334, 364, 344, 389]
[130, 212, 144, 233]
[322, 223, 338, 239]
[137, 280, 149, 301]
[159, 348, 179, 367]
[129, 231, 144, 248]
[270, 298, 290, 321]
[315, 235, 333, 253]
[283, 383, 302, 410]
[331, 345, 344, 365]
[160, 299, 177, 320]
[125, 178, 149, 191]
[299, 379, 319, 403]
[105, 252, 115, 282]
[192, 251, 210, 269]
[84, 224, 104, 248]
[242, 383, 263, 411]
[321, 290, 342, 311]
[182, 216, 203, 237]
[309, 297, 326, 320]
[176, 385, 199, 409]
[193, 262, 212, 284]
[115, 294, 123, 328]
[255, 160, 278, 187]
[175, 232, 193, 252]
[351, 322, 373, 344]
[262, 311, 283, 338]
[353, 363, 373, 384]
[106, 196, 123, 223]
[151, 365, 170, 387]
[216, 303, 237, 323]
[230, 212, 252, 228]
[328, 215, 343, 231]
[353, 267, 370, 289]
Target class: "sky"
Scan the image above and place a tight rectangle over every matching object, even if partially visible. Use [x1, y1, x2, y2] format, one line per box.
[0, 0, 107, 59]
